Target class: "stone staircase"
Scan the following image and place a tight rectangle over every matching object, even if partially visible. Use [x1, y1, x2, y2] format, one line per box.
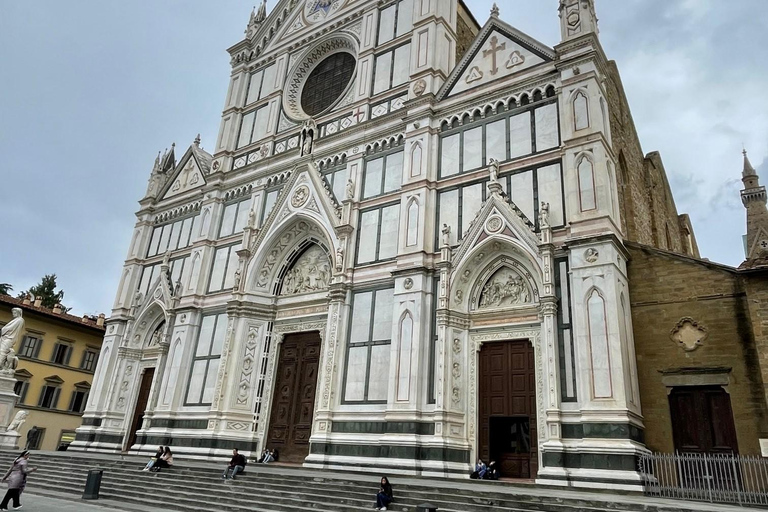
[0, 451, 757, 512]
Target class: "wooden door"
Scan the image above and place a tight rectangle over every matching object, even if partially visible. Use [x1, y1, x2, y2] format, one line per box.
[479, 340, 537, 479]
[669, 386, 739, 455]
[266, 332, 322, 463]
[127, 368, 154, 450]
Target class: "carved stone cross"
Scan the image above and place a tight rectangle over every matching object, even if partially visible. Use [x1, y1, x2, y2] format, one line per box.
[483, 36, 507, 76]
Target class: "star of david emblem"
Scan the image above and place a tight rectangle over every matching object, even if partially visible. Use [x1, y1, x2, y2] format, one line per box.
[305, 0, 343, 22]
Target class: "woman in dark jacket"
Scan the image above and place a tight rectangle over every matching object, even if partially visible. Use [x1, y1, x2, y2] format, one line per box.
[375, 476, 394, 511]
[143, 446, 164, 471]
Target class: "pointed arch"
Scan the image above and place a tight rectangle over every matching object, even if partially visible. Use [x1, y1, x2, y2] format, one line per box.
[577, 153, 597, 212]
[586, 288, 612, 399]
[410, 141, 423, 178]
[199, 207, 211, 237]
[275, 241, 332, 296]
[572, 89, 590, 131]
[396, 311, 414, 402]
[406, 196, 420, 247]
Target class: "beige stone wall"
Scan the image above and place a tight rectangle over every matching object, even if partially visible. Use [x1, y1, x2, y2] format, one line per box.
[605, 62, 696, 257]
[627, 243, 768, 454]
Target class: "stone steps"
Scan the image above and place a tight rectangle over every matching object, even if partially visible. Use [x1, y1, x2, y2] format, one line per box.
[0, 452, 750, 512]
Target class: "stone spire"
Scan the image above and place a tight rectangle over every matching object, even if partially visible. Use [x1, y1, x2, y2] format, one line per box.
[246, 0, 267, 38]
[490, 3, 500, 18]
[559, 0, 599, 42]
[740, 149, 768, 263]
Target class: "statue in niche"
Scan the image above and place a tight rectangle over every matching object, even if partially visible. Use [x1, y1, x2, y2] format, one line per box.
[478, 268, 531, 309]
[539, 202, 550, 229]
[441, 224, 451, 247]
[345, 179, 355, 201]
[280, 245, 331, 295]
[300, 119, 316, 157]
[148, 322, 165, 347]
[248, 208, 257, 229]
[335, 248, 344, 273]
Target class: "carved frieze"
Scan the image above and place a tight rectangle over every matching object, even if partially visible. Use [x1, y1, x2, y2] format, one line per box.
[478, 267, 532, 309]
[280, 245, 331, 295]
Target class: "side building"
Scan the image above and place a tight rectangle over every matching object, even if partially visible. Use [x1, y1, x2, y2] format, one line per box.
[0, 295, 105, 451]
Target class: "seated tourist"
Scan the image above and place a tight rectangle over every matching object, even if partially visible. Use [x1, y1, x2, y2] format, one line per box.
[143, 445, 164, 471]
[484, 460, 499, 480]
[374, 476, 394, 511]
[223, 448, 247, 479]
[258, 448, 275, 463]
[151, 446, 173, 472]
[470, 459, 487, 479]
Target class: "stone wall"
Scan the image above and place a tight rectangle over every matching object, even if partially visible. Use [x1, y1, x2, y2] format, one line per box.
[627, 243, 768, 454]
[605, 62, 695, 257]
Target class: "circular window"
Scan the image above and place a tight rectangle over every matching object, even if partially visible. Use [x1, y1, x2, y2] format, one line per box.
[301, 52, 356, 117]
[283, 35, 358, 121]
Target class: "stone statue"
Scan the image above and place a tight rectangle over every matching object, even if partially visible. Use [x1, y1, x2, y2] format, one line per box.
[162, 250, 171, 267]
[441, 224, 452, 247]
[345, 179, 355, 201]
[134, 290, 143, 307]
[6, 411, 27, 433]
[248, 208, 257, 229]
[233, 266, 242, 291]
[489, 158, 500, 184]
[301, 121, 315, 157]
[539, 202, 550, 229]
[0, 309, 24, 373]
[335, 248, 344, 273]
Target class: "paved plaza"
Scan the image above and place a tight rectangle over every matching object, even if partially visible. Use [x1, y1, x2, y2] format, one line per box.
[5, 493, 128, 512]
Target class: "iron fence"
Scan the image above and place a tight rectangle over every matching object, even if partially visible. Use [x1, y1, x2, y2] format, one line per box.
[639, 452, 768, 507]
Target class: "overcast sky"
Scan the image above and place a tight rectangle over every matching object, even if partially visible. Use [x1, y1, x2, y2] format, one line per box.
[1, 0, 766, 316]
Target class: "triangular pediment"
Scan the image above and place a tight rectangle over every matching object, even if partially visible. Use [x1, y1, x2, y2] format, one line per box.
[161, 145, 210, 200]
[247, 160, 342, 258]
[249, 0, 360, 56]
[451, 184, 540, 270]
[439, 17, 554, 100]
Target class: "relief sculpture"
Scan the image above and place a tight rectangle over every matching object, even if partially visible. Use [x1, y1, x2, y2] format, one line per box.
[280, 245, 331, 295]
[478, 267, 531, 309]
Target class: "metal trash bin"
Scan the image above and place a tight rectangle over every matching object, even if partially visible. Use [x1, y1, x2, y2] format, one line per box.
[82, 468, 104, 500]
[416, 504, 438, 512]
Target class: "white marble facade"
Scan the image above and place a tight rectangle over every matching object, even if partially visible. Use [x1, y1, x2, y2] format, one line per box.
[73, 0, 646, 490]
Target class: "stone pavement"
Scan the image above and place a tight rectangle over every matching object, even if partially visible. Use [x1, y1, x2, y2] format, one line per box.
[7, 493, 130, 512]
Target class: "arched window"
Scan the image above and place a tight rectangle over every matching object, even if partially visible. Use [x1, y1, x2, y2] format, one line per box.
[573, 91, 590, 131]
[587, 289, 612, 398]
[406, 199, 419, 247]
[578, 156, 597, 211]
[410, 142, 423, 178]
[397, 312, 414, 402]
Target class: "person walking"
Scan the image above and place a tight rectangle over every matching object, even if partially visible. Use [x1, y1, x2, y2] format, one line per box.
[374, 476, 394, 511]
[0, 450, 37, 510]
[222, 448, 247, 480]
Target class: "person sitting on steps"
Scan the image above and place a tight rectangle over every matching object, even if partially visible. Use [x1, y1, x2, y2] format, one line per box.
[484, 460, 499, 480]
[151, 446, 173, 472]
[223, 448, 247, 480]
[143, 445, 164, 471]
[258, 448, 275, 463]
[470, 459, 487, 479]
[374, 476, 394, 511]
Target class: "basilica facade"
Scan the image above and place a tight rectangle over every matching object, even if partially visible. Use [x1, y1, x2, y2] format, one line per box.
[72, 0, 762, 491]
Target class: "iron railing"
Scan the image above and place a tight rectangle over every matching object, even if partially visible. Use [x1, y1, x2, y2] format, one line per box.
[639, 452, 768, 507]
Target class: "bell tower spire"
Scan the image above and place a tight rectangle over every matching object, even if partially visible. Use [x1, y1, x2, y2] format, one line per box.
[740, 149, 768, 263]
[559, 0, 599, 42]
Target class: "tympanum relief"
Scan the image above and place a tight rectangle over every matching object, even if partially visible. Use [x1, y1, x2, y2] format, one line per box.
[478, 267, 532, 309]
[280, 245, 331, 295]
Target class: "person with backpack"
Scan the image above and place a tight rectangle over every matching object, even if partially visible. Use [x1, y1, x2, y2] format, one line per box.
[0, 450, 37, 510]
[223, 448, 247, 479]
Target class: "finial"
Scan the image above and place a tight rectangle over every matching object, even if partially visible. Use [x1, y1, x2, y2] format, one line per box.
[491, 3, 500, 18]
[743, 147, 757, 178]
[194, 134, 201, 147]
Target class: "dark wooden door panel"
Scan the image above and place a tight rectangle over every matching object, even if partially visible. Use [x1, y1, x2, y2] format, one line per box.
[266, 331, 322, 464]
[479, 340, 537, 479]
[128, 368, 155, 449]
[669, 386, 738, 455]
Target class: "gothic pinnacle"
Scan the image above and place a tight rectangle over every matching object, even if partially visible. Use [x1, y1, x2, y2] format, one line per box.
[194, 134, 201, 147]
[744, 148, 757, 177]
[491, 3, 500, 18]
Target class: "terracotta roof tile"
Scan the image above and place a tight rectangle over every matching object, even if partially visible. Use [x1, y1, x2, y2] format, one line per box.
[0, 294, 106, 332]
